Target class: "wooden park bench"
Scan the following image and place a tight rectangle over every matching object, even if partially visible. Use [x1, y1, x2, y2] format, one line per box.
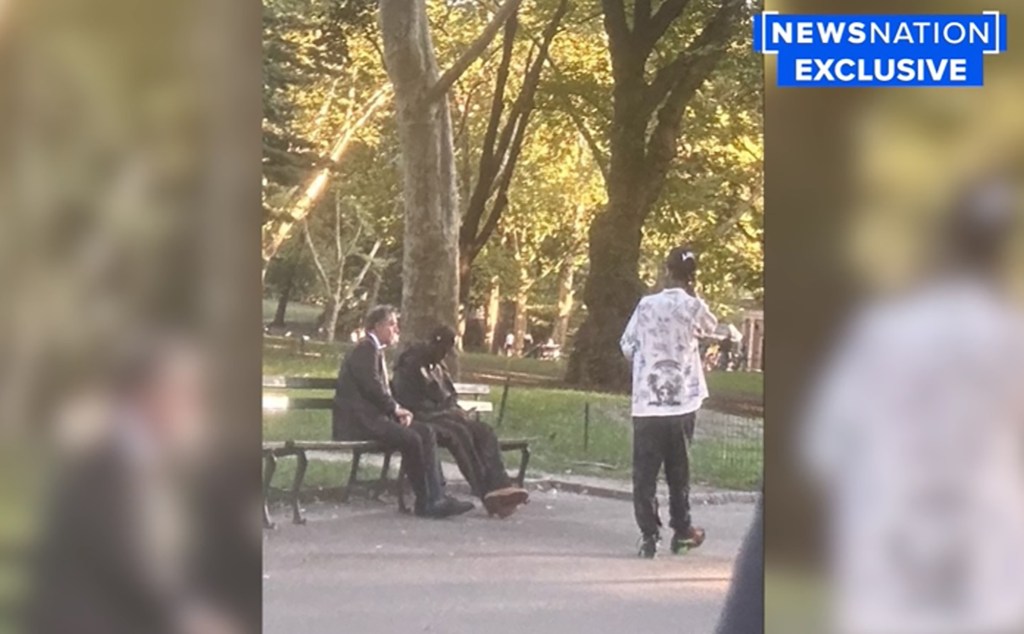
[262, 376, 529, 528]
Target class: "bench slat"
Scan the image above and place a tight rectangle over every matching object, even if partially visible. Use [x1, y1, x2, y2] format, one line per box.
[263, 377, 490, 395]
[263, 439, 527, 452]
[266, 396, 488, 414]
[263, 395, 336, 411]
[263, 376, 336, 390]
[453, 383, 490, 395]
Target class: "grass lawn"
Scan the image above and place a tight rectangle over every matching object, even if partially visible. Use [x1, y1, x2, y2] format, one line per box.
[264, 335, 762, 402]
[264, 337, 762, 491]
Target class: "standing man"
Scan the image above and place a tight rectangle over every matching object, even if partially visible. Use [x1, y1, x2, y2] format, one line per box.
[392, 326, 530, 518]
[333, 306, 472, 519]
[621, 246, 717, 558]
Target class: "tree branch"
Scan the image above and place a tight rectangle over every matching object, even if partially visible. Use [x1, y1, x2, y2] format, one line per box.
[646, 0, 744, 107]
[463, 0, 569, 257]
[644, 0, 745, 189]
[426, 0, 523, 103]
[333, 193, 343, 259]
[640, 0, 693, 53]
[344, 240, 383, 304]
[601, 0, 631, 49]
[460, 17, 517, 252]
[713, 199, 756, 238]
[635, 0, 652, 34]
[302, 219, 332, 299]
[557, 94, 609, 184]
[262, 84, 393, 268]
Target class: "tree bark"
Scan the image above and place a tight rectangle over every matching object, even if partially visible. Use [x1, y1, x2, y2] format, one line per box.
[552, 262, 574, 348]
[566, 202, 645, 390]
[271, 279, 293, 328]
[512, 286, 528, 356]
[323, 293, 344, 343]
[484, 276, 501, 353]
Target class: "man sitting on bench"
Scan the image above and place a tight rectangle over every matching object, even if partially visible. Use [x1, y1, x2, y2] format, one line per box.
[333, 306, 473, 519]
[392, 326, 529, 518]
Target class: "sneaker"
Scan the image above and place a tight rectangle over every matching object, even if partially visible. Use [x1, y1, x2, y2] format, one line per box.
[670, 526, 706, 554]
[638, 534, 659, 559]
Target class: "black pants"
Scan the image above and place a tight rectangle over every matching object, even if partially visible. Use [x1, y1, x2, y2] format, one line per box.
[345, 415, 442, 507]
[421, 408, 512, 498]
[633, 413, 695, 538]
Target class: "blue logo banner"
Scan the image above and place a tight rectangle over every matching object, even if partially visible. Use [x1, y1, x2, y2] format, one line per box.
[753, 12, 1008, 88]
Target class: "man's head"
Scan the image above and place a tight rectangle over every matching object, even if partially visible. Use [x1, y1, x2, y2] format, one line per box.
[364, 305, 400, 346]
[665, 245, 699, 288]
[426, 325, 457, 363]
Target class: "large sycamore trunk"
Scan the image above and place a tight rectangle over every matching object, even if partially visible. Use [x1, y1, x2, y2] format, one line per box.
[379, 0, 461, 350]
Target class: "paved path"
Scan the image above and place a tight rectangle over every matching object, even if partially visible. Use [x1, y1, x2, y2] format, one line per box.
[264, 490, 755, 634]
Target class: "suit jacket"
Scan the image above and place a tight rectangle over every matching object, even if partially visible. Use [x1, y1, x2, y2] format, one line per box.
[391, 343, 459, 416]
[333, 337, 400, 440]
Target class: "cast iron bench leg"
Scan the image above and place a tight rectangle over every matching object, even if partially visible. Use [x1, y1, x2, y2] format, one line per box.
[369, 450, 389, 500]
[342, 450, 362, 503]
[263, 453, 277, 530]
[290, 450, 308, 525]
[396, 461, 410, 514]
[516, 446, 530, 487]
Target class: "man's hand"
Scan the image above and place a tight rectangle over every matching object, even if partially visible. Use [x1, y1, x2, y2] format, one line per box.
[396, 407, 414, 427]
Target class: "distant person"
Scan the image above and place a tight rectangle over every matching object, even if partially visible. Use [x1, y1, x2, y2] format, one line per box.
[392, 326, 529, 518]
[718, 335, 733, 371]
[621, 246, 717, 558]
[503, 332, 515, 357]
[333, 306, 472, 519]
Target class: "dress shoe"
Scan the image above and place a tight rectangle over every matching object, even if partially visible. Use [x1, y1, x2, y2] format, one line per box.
[417, 496, 474, 519]
[483, 487, 529, 517]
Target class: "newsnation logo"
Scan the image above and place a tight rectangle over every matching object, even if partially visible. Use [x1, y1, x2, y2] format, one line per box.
[754, 12, 1008, 87]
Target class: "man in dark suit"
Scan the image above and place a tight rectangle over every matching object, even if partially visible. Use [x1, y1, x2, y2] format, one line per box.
[333, 306, 472, 518]
[392, 326, 529, 518]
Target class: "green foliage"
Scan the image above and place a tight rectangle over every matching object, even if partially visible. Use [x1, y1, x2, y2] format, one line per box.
[263, 0, 764, 337]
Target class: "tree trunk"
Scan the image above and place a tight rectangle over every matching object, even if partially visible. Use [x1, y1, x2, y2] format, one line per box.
[552, 262, 574, 348]
[565, 203, 645, 390]
[458, 251, 473, 306]
[366, 270, 381, 310]
[270, 262, 295, 327]
[485, 277, 500, 353]
[271, 285, 292, 328]
[323, 294, 344, 343]
[380, 0, 461, 349]
[513, 289, 528, 356]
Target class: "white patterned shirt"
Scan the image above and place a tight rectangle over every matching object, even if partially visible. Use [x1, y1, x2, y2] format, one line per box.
[620, 288, 718, 417]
